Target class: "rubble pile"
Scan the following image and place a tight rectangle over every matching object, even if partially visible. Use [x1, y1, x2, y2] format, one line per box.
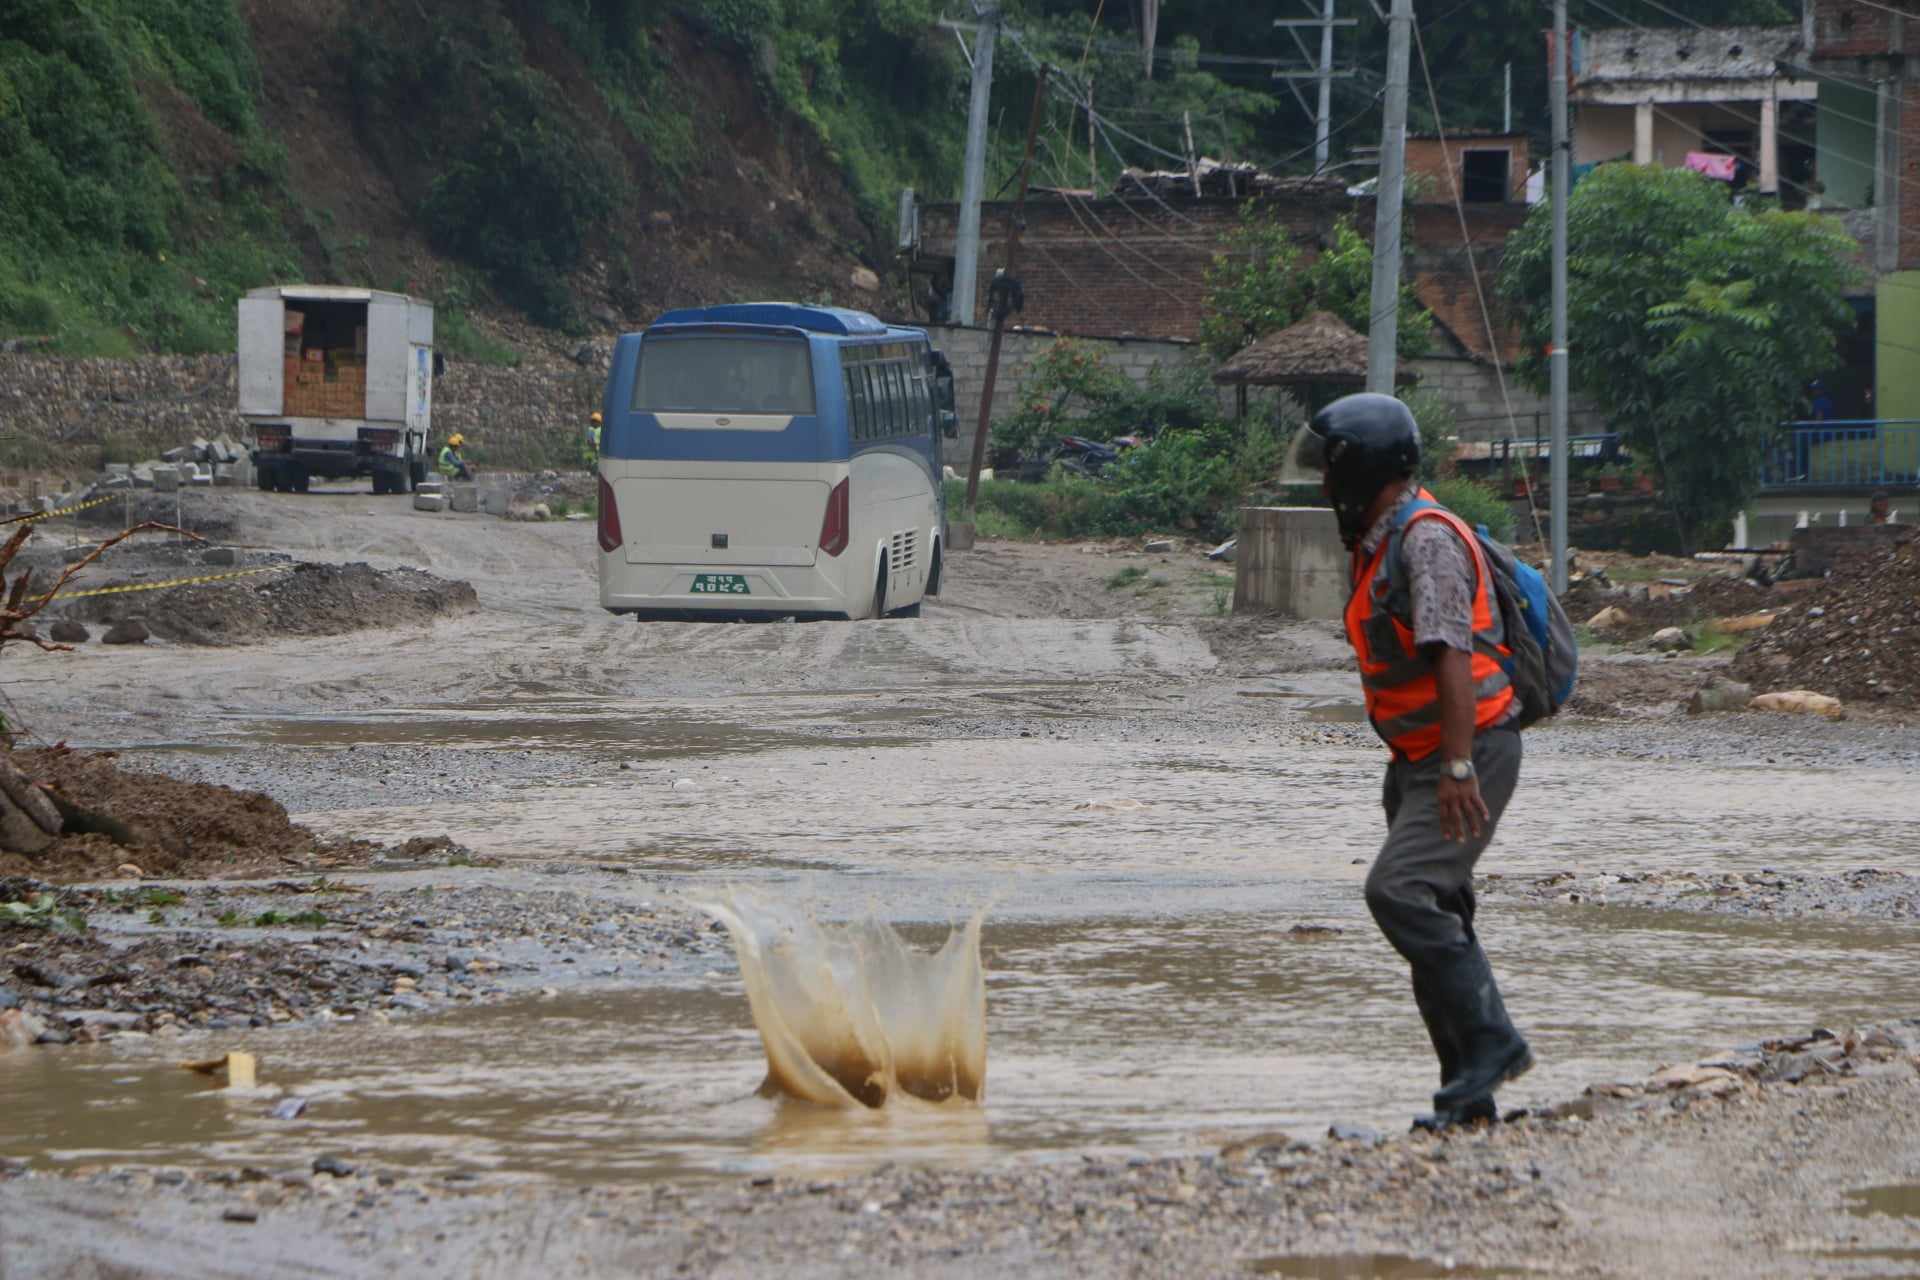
[1734, 530, 1920, 708]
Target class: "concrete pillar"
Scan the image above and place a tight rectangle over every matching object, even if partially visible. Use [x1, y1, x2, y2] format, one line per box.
[1634, 102, 1654, 165]
[1232, 507, 1347, 620]
[1759, 90, 1779, 194]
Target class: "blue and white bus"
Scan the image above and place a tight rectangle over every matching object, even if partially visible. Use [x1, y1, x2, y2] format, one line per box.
[596, 303, 958, 621]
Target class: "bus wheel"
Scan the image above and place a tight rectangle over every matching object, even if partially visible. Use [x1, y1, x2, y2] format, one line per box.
[925, 545, 942, 597]
[871, 563, 887, 620]
[890, 601, 921, 618]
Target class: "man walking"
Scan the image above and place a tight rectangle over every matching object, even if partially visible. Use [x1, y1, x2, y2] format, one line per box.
[1297, 393, 1532, 1131]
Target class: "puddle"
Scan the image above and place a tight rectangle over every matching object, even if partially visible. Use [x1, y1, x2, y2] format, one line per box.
[1251, 1255, 1530, 1277]
[1848, 1184, 1920, 1221]
[5, 904, 1916, 1188]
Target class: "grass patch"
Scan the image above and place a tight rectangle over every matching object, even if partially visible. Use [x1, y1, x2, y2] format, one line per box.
[436, 302, 521, 367]
[1, 893, 87, 934]
[252, 909, 329, 928]
[1691, 619, 1746, 656]
[1104, 566, 1147, 591]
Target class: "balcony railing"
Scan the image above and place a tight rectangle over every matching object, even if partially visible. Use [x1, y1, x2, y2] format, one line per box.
[1761, 421, 1920, 491]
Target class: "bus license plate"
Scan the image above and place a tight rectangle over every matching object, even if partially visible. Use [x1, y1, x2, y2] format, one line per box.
[689, 573, 750, 595]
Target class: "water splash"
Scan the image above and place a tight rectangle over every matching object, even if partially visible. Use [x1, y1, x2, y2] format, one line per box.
[701, 892, 987, 1109]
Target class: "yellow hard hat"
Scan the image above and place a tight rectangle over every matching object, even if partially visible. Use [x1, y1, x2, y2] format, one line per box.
[590, 412, 603, 425]
[447, 433, 465, 448]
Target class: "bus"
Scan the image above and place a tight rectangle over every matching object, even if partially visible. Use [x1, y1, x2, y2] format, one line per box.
[597, 303, 959, 621]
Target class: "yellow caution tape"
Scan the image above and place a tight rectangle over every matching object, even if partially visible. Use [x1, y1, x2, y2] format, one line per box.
[5, 494, 116, 525]
[44, 564, 289, 602]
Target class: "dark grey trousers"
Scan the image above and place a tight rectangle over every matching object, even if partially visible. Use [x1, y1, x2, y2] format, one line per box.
[1364, 728, 1523, 971]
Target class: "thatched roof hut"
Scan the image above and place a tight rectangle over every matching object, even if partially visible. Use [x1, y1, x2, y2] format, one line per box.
[1210, 311, 1417, 395]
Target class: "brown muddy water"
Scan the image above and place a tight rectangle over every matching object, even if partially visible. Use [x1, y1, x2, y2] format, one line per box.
[19, 692, 1920, 1186]
[4, 905, 1915, 1186]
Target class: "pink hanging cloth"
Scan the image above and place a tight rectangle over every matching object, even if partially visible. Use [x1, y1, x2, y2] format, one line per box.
[1684, 151, 1737, 181]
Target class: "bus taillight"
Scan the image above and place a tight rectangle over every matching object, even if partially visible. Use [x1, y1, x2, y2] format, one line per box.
[597, 475, 623, 554]
[819, 477, 850, 557]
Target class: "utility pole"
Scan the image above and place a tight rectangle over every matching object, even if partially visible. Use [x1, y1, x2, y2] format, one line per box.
[951, 7, 999, 328]
[964, 65, 1050, 516]
[1315, 0, 1337, 171]
[1550, 0, 1571, 593]
[1504, 61, 1512, 134]
[1274, 3, 1355, 172]
[1365, 0, 1413, 393]
[1182, 110, 1201, 196]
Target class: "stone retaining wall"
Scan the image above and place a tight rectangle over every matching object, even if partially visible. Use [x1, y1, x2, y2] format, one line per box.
[0, 353, 604, 476]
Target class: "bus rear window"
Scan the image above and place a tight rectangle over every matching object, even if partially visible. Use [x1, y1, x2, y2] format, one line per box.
[634, 337, 815, 415]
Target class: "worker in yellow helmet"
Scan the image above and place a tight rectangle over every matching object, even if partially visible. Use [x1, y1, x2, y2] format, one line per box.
[438, 433, 472, 481]
[583, 411, 602, 470]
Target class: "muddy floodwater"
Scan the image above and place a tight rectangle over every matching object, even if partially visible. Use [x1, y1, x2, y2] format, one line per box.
[10, 685, 1920, 1187]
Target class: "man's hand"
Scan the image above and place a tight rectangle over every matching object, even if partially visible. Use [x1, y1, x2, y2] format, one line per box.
[1436, 773, 1490, 842]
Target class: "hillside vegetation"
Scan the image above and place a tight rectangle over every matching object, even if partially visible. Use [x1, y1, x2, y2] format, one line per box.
[0, 0, 1792, 360]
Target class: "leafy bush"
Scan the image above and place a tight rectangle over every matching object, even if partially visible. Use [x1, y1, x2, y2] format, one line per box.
[1427, 476, 1515, 542]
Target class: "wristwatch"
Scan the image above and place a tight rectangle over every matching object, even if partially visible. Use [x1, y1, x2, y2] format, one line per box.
[1444, 758, 1476, 782]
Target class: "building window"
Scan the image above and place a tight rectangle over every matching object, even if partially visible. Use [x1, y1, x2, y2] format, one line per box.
[1461, 150, 1510, 203]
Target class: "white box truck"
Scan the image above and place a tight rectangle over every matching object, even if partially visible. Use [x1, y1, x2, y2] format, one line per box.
[237, 285, 437, 494]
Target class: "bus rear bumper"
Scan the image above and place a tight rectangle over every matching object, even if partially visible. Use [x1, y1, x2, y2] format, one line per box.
[600, 562, 854, 621]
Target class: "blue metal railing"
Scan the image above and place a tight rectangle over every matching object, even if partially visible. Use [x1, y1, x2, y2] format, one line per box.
[1761, 420, 1920, 491]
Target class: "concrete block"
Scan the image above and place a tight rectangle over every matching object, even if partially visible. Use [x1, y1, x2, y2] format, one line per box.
[413, 492, 447, 513]
[946, 520, 976, 551]
[202, 547, 239, 566]
[151, 466, 180, 494]
[1232, 507, 1346, 620]
[213, 463, 238, 486]
[447, 483, 479, 513]
[131, 466, 155, 490]
[186, 464, 212, 486]
[479, 486, 511, 517]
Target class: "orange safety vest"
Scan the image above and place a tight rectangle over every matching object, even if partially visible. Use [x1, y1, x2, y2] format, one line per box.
[1343, 491, 1515, 761]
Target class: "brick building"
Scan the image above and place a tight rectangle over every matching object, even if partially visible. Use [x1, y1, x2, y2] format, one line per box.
[902, 162, 1591, 448]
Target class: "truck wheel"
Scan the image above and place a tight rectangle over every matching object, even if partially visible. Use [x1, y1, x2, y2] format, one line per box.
[410, 459, 427, 488]
[397, 463, 413, 493]
[291, 466, 310, 494]
[371, 471, 389, 496]
[255, 463, 273, 492]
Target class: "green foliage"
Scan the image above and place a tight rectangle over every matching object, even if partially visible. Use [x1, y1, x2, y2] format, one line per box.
[1199, 209, 1430, 362]
[1399, 389, 1460, 482]
[1, 893, 87, 935]
[1104, 566, 1148, 590]
[994, 342, 1227, 457]
[0, 0, 298, 350]
[1426, 475, 1515, 543]
[1501, 164, 1859, 548]
[435, 282, 523, 367]
[252, 909, 328, 928]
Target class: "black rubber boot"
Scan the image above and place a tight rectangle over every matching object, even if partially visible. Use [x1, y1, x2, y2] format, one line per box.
[1409, 974, 1497, 1132]
[1428, 945, 1532, 1119]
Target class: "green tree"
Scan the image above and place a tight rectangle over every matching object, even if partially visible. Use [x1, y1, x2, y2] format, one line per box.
[1198, 208, 1430, 362]
[1500, 164, 1858, 549]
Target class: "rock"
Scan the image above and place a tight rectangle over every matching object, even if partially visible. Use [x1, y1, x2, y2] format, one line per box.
[413, 492, 447, 513]
[222, 1207, 258, 1224]
[115, 863, 144, 878]
[649, 210, 674, 228]
[61, 544, 101, 565]
[0, 987, 16, 1011]
[1587, 605, 1631, 631]
[272, 1096, 310, 1120]
[849, 266, 881, 293]
[313, 1155, 356, 1178]
[671, 778, 700, 793]
[1327, 1122, 1384, 1146]
[1649, 1063, 1740, 1090]
[0, 1008, 46, 1052]
[101, 619, 150, 645]
[1749, 690, 1845, 720]
[202, 547, 239, 567]
[1143, 539, 1175, 553]
[591, 304, 621, 328]
[48, 619, 89, 644]
[1686, 679, 1753, 715]
[1650, 626, 1693, 652]
[1207, 538, 1236, 563]
[531, 503, 552, 521]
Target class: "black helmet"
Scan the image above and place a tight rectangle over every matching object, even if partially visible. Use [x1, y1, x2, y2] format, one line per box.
[1299, 393, 1421, 548]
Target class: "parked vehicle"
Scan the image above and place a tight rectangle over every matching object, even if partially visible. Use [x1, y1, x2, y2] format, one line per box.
[597, 303, 959, 621]
[236, 285, 438, 494]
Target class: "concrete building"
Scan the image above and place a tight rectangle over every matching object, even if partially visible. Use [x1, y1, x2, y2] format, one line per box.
[1569, 25, 1817, 200]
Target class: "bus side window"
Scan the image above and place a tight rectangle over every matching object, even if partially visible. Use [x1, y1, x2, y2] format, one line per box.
[845, 366, 867, 440]
[885, 363, 906, 437]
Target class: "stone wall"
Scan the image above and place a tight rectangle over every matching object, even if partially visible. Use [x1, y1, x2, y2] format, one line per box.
[1407, 351, 1607, 444]
[919, 324, 1225, 471]
[0, 353, 603, 476]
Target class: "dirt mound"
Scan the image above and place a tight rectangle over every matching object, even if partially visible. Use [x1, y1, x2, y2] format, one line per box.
[1733, 530, 1920, 709]
[1564, 572, 1774, 644]
[52, 561, 478, 645]
[0, 749, 354, 880]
